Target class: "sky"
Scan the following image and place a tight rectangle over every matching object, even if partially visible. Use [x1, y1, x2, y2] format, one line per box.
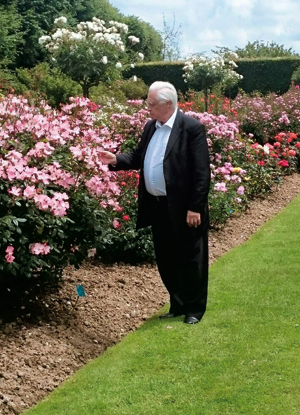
[109, 0, 300, 59]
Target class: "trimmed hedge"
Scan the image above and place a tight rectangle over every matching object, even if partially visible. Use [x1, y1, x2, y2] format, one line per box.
[235, 57, 300, 95]
[123, 58, 300, 96]
[122, 61, 188, 94]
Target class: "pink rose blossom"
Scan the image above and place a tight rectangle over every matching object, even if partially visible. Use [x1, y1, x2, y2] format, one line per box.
[237, 186, 245, 195]
[8, 186, 22, 197]
[113, 219, 120, 229]
[5, 246, 15, 263]
[29, 242, 51, 255]
[214, 182, 228, 192]
[23, 186, 36, 199]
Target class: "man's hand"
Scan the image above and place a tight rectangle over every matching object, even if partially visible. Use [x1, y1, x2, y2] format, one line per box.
[99, 150, 117, 166]
[186, 210, 201, 228]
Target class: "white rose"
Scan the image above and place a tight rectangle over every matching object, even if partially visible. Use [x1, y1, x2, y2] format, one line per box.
[54, 16, 67, 25]
[38, 35, 51, 45]
[128, 35, 140, 45]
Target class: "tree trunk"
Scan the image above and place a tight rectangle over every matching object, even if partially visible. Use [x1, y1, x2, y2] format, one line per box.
[82, 83, 89, 98]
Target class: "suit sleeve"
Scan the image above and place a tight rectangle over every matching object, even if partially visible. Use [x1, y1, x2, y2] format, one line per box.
[109, 120, 153, 171]
[187, 122, 211, 213]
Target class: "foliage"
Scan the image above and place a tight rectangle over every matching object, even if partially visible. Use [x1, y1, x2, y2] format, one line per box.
[90, 82, 127, 106]
[2, 84, 300, 278]
[291, 67, 300, 86]
[98, 171, 155, 264]
[76, 1, 163, 62]
[0, 69, 27, 96]
[124, 16, 163, 62]
[234, 57, 300, 96]
[15, 63, 82, 107]
[123, 58, 300, 98]
[230, 86, 300, 144]
[0, 3, 23, 68]
[39, 16, 144, 97]
[182, 50, 243, 110]
[235, 40, 300, 58]
[91, 77, 148, 107]
[178, 89, 232, 116]
[117, 78, 148, 100]
[0, 0, 84, 68]
[123, 61, 188, 93]
[0, 95, 123, 286]
[0, 0, 162, 70]
[76, 0, 120, 23]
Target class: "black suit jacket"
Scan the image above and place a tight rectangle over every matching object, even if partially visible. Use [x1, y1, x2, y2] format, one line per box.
[110, 110, 211, 237]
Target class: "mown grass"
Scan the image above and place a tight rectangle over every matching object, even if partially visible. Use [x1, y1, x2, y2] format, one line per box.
[24, 195, 300, 415]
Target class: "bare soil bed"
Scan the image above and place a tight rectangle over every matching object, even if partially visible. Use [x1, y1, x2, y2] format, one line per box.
[1, 174, 300, 415]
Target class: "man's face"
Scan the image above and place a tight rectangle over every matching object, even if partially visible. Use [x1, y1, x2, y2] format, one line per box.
[147, 90, 173, 123]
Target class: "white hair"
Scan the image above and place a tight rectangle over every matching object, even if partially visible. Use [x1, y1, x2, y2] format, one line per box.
[149, 81, 178, 109]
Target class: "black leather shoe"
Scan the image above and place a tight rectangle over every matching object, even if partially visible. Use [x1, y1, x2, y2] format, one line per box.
[159, 312, 181, 319]
[184, 316, 200, 324]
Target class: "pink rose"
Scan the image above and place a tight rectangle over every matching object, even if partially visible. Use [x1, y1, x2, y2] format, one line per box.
[237, 186, 245, 195]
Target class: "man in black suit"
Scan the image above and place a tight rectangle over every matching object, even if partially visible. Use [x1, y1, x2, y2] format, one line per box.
[99, 81, 210, 324]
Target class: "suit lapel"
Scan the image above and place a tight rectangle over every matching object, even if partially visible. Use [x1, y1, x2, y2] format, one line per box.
[164, 110, 182, 160]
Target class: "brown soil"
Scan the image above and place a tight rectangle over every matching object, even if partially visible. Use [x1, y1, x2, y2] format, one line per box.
[1, 174, 300, 415]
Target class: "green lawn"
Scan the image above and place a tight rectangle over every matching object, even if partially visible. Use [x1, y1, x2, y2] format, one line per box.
[24, 195, 300, 415]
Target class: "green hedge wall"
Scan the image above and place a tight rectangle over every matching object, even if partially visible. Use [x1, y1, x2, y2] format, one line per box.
[122, 61, 188, 94]
[123, 58, 300, 96]
[235, 57, 300, 95]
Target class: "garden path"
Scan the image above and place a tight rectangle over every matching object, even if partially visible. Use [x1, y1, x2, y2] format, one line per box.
[1, 173, 300, 415]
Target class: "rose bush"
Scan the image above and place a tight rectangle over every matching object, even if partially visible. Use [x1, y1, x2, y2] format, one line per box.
[39, 16, 144, 98]
[229, 85, 300, 145]
[2, 86, 300, 282]
[0, 94, 125, 284]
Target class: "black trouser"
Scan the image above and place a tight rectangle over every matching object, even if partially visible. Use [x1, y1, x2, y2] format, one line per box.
[150, 195, 209, 320]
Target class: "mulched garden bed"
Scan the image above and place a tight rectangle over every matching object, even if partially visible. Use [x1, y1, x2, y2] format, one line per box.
[1, 174, 300, 415]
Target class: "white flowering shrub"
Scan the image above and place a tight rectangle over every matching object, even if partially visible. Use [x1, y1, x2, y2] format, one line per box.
[39, 16, 143, 97]
[182, 49, 243, 108]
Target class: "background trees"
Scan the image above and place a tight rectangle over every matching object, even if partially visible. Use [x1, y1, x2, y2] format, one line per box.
[235, 40, 300, 58]
[0, 0, 163, 70]
[124, 16, 163, 62]
[0, 0, 85, 68]
[0, 4, 23, 68]
[39, 16, 146, 97]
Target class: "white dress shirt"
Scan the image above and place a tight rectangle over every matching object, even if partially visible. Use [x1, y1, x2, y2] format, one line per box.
[144, 109, 177, 196]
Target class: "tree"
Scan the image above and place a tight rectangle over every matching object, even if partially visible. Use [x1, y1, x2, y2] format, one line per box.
[75, 0, 121, 23]
[0, 0, 163, 69]
[183, 50, 242, 110]
[0, 3, 23, 68]
[160, 13, 182, 61]
[0, 0, 85, 68]
[235, 40, 300, 58]
[124, 16, 163, 62]
[39, 16, 144, 97]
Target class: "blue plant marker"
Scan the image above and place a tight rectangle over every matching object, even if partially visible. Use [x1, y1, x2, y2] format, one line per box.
[76, 285, 86, 297]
